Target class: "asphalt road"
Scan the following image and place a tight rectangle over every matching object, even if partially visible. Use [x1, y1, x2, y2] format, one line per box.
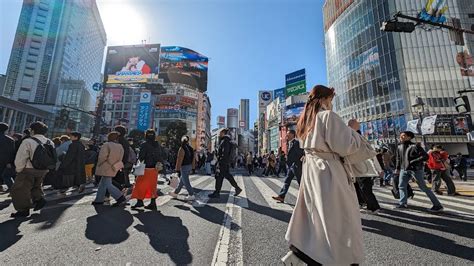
[0, 169, 473, 265]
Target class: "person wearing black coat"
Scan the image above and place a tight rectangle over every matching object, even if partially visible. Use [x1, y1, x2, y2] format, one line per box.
[58, 132, 86, 193]
[114, 125, 131, 188]
[272, 129, 304, 202]
[208, 128, 242, 198]
[0, 123, 16, 191]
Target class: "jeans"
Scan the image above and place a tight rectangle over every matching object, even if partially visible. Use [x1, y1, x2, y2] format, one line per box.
[94, 176, 123, 202]
[278, 165, 301, 198]
[175, 164, 194, 196]
[383, 168, 393, 182]
[432, 169, 456, 194]
[399, 170, 442, 207]
[205, 162, 212, 175]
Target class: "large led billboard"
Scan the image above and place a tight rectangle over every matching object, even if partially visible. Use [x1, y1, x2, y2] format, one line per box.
[105, 44, 160, 84]
[160, 46, 208, 92]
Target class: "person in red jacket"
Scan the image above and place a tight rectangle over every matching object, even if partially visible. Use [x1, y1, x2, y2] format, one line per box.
[427, 145, 456, 195]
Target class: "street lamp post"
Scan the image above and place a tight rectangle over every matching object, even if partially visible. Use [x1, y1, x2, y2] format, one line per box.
[412, 96, 428, 150]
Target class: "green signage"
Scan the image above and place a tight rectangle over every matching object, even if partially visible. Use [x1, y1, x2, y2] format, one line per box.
[285, 80, 306, 96]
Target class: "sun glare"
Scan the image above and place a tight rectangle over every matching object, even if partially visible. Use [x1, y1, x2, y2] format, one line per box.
[99, 0, 147, 45]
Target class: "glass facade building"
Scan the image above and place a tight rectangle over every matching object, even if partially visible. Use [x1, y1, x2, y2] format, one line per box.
[324, 0, 474, 155]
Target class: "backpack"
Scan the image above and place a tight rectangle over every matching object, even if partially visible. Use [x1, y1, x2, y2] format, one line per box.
[30, 137, 57, 170]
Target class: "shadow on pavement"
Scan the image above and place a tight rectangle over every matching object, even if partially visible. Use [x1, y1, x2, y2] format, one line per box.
[247, 199, 293, 223]
[362, 218, 474, 261]
[0, 216, 31, 252]
[134, 210, 193, 265]
[85, 205, 134, 245]
[377, 208, 474, 239]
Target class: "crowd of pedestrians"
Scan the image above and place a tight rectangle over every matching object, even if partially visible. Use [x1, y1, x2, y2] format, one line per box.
[0, 84, 471, 265]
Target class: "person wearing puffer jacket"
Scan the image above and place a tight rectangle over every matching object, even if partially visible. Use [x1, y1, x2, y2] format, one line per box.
[348, 119, 383, 214]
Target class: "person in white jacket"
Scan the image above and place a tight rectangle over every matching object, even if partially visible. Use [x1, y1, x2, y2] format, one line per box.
[349, 119, 383, 214]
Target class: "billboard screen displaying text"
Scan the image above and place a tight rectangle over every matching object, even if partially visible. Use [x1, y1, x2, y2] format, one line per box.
[285, 69, 306, 97]
[160, 46, 208, 92]
[105, 44, 160, 84]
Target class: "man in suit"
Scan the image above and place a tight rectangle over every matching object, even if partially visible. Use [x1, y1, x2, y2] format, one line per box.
[272, 130, 304, 202]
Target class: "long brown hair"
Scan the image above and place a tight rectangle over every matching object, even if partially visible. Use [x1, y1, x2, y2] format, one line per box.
[296, 85, 335, 140]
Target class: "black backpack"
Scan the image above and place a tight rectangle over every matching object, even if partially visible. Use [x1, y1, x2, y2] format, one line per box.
[30, 137, 57, 170]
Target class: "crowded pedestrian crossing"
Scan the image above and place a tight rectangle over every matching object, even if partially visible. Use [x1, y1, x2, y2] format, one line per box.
[44, 173, 474, 218]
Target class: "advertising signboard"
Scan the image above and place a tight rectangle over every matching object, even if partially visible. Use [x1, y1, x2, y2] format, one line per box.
[274, 88, 286, 103]
[105, 88, 123, 101]
[284, 103, 305, 124]
[406, 120, 419, 134]
[227, 108, 239, 128]
[285, 69, 306, 97]
[454, 116, 470, 135]
[217, 116, 225, 126]
[137, 91, 152, 131]
[456, 50, 474, 77]
[259, 90, 273, 110]
[421, 115, 437, 135]
[160, 46, 208, 92]
[106, 44, 160, 84]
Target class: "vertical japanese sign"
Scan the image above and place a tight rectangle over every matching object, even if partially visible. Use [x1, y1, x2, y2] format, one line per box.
[138, 91, 152, 131]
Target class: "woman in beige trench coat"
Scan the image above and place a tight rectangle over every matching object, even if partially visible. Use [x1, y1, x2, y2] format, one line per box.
[283, 85, 374, 265]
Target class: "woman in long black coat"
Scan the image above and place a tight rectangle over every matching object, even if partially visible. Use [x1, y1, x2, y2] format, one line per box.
[59, 132, 86, 192]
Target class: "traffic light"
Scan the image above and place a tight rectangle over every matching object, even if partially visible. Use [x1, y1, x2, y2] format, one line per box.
[380, 21, 416, 33]
[454, 96, 471, 114]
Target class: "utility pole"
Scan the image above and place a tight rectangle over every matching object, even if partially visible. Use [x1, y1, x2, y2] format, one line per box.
[93, 57, 109, 139]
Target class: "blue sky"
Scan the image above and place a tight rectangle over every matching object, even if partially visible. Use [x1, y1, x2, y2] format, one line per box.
[0, 0, 327, 128]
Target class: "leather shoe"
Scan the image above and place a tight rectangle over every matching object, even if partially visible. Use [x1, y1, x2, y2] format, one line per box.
[272, 196, 285, 202]
[234, 188, 242, 197]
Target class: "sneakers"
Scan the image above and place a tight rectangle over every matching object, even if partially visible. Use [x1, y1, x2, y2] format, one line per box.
[394, 204, 408, 209]
[272, 195, 285, 203]
[434, 190, 443, 195]
[169, 191, 178, 198]
[367, 209, 380, 215]
[78, 184, 86, 194]
[234, 188, 242, 197]
[132, 200, 144, 208]
[184, 195, 195, 201]
[281, 251, 305, 266]
[104, 196, 111, 202]
[428, 205, 444, 212]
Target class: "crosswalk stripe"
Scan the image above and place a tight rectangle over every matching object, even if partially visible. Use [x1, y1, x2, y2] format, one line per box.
[373, 187, 473, 211]
[192, 178, 217, 208]
[59, 195, 96, 205]
[265, 177, 299, 199]
[157, 175, 212, 206]
[373, 190, 473, 215]
[250, 176, 293, 211]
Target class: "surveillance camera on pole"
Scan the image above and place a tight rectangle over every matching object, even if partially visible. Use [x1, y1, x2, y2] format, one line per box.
[380, 21, 416, 33]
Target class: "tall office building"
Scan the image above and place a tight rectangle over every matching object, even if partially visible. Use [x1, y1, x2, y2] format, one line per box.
[3, 0, 106, 107]
[323, 0, 474, 155]
[239, 99, 250, 131]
